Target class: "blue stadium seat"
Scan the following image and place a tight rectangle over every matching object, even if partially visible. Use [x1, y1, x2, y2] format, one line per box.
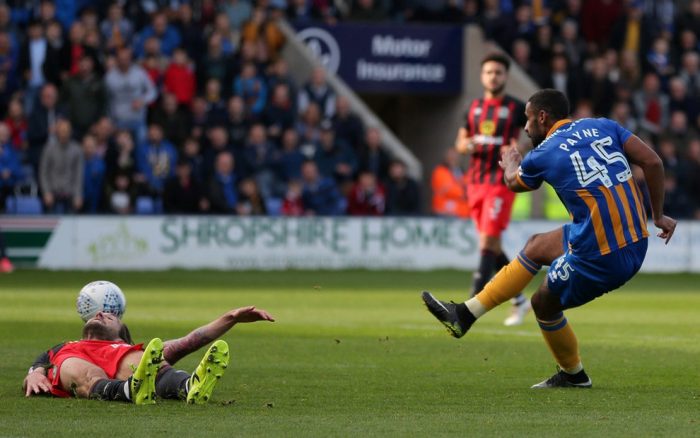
[135, 196, 155, 215]
[265, 198, 282, 216]
[5, 195, 43, 215]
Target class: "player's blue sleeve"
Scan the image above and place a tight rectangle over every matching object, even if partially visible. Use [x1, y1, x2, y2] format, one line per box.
[605, 118, 633, 146]
[516, 150, 545, 191]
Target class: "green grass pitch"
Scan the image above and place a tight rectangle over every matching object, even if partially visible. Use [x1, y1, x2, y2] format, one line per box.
[0, 270, 698, 437]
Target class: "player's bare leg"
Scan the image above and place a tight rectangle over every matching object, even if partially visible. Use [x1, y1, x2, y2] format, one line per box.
[58, 357, 110, 398]
[530, 283, 591, 388]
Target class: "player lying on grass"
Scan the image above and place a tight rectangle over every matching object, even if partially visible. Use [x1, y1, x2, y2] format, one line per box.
[423, 89, 677, 388]
[23, 306, 274, 404]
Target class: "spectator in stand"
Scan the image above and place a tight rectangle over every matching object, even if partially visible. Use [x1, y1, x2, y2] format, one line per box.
[665, 110, 694, 152]
[163, 158, 208, 214]
[610, 1, 652, 57]
[645, 36, 675, 87]
[657, 137, 683, 178]
[234, 62, 268, 116]
[81, 133, 105, 213]
[348, 0, 387, 22]
[557, 19, 586, 72]
[204, 78, 228, 124]
[211, 12, 237, 56]
[347, 171, 385, 216]
[203, 125, 233, 178]
[27, 83, 61, 173]
[181, 137, 205, 183]
[609, 100, 638, 133]
[298, 66, 336, 119]
[104, 129, 136, 190]
[663, 171, 693, 219]
[43, 20, 66, 87]
[300, 160, 343, 216]
[174, 3, 204, 64]
[163, 48, 196, 107]
[133, 11, 181, 58]
[0, 123, 23, 210]
[685, 139, 700, 218]
[140, 37, 168, 88]
[198, 33, 233, 92]
[239, 123, 276, 197]
[266, 58, 296, 99]
[358, 126, 390, 182]
[223, 0, 253, 32]
[583, 55, 615, 116]
[431, 148, 468, 218]
[64, 21, 99, 79]
[581, 0, 623, 51]
[39, 119, 83, 214]
[0, 30, 19, 108]
[106, 170, 135, 215]
[633, 72, 669, 138]
[240, 6, 286, 59]
[4, 98, 27, 154]
[135, 124, 177, 200]
[668, 76, 699, 123]
[296, 102, 322, 145]
[678, 51, 700, 96]
[281, 180, 304, 216]
[105, 47, 157, 145]
[511, 38, 546, 87]
[236, 178, 267, 216]
[543, 53, 581, 110]
[262, 83, 295, 143]
[208, 150, 238, 214]
[226, 96, 250, 149]
[18, 20, 46, 114]
[101, 2, 134, 51]
[385, 160, 421, 216]
[331, 95, 364, 151]
[150, 92, 191, 149]
[314, 120, 357, 186]
[274, 128, 305, 184]
[90, 117, 115, 158]
[60, 55, 106, 139]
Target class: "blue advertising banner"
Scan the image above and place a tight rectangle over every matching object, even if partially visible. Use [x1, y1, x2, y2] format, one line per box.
[295, 23, 463, 94]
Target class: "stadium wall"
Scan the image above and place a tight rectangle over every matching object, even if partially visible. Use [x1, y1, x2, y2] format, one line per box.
[1, 217, 696, 273]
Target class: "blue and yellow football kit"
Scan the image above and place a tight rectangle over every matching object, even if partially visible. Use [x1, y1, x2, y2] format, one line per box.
[516, 118, 649, 308]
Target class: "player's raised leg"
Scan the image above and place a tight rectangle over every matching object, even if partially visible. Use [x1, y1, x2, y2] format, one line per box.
[129, 338, 164, 404]
[187, 339, 229, 404]
[423, 227, 564, 337]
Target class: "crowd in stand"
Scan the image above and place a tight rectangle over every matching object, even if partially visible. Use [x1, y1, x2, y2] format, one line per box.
[447, 0, 700, 219]
[0, 0, 422, 216]
[2, 1, 700, 218]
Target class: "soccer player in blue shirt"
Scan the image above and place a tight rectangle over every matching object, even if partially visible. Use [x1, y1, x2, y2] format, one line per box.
[423, 89, 677, 388]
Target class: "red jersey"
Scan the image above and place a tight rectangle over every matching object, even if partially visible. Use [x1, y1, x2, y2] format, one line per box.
[46, 339, 143, 397]
[464, 95, 526, 185]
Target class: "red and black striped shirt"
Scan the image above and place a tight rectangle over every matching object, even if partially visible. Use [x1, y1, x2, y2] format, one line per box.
[464, 95, 526, 185]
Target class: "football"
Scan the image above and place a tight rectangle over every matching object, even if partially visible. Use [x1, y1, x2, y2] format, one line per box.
[76, 281, 127, 322]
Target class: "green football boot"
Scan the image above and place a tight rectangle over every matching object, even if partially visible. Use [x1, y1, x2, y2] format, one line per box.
[186, 340, 230, 405]
[131, 337, 163, 405]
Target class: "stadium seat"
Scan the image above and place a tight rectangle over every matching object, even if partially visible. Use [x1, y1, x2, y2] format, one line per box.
[135, 196, 155, 215]
[265, 198, 282, 216]
[5, 195, 43, 215]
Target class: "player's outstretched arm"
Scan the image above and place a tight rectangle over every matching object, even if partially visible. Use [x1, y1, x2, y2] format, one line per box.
[23, 367, 51, 397]
[163, 306, 275, 365]
[623, 135, 677, 244]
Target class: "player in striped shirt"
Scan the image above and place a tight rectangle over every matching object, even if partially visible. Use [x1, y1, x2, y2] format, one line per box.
[424, 89, 676, 388]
